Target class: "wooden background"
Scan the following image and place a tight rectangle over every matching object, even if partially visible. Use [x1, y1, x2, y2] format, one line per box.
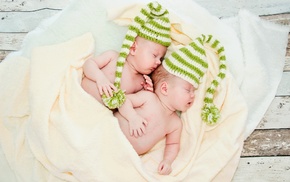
[0, 0, 289, 181]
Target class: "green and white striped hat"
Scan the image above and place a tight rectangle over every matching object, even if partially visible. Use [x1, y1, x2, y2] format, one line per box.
[163, 34, 227, 125]
[102, 1, 171, 109]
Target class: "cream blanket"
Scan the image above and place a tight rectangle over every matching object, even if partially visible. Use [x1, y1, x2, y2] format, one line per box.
[0, 0, 288, 181]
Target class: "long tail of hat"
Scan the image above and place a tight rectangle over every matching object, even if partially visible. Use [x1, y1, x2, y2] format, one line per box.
[198, 34, 227, 125]
[102, 1, 169, 109]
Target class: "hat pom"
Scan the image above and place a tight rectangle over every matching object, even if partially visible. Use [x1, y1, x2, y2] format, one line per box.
[102, 89, 126, 109]
[201, 104, 220, 125]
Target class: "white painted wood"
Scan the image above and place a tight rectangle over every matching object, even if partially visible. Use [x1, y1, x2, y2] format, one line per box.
[1, 1, 290, 32]
[195, 0, 290, 17]
[258, 97, 290, 129]
[0, 10, 62, 32]
[261, 13, 290, 27]
[277, 72, 290, 96]
[0, 33, 26, 50]
[285, 57, 290, 71]
[242, 129, 290, 156]
[233, 156, 290, 181]
[1, 0, 289, 17]
[0, 50, 11, 62]
[0, 0, 69, 11]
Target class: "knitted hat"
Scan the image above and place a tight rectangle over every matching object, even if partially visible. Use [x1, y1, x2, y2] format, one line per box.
[163, 34, 227, 125]
[102, 1, 171, 109]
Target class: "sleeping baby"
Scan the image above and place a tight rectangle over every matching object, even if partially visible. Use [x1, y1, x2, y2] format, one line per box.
[114, 35, 227, 175]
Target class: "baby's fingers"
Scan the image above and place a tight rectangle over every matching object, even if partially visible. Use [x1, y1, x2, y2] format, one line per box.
[138, 125, 146, 136]
[103, 87, 111, 97]
[143, 120, 148, 127]
[130, 128, 134, 136]
[99, 85, 117, 97]
[110, 84, 118, 92]
[130, 128, 139, 138]
[158, 164, 165, 173]
[143, 75, 153, 85]
[158, 165, 171, 175]
[97, 85, 104, 96]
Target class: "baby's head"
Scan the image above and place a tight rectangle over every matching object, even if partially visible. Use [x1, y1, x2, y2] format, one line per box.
[158, 34, 227, 125]
[114, 1, 171, 88]
[152, 64, 196, 112]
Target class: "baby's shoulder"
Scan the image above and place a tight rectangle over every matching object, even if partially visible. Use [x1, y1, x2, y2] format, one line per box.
[136, 90, 156, 98]
[168, 113, 183, 127]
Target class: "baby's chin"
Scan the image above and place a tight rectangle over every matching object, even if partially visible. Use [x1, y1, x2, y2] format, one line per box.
[179, 103, 193, 112]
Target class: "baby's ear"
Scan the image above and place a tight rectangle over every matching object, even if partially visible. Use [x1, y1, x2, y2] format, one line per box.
[129, 41, 137, 55]
[160, 81, 168, 95]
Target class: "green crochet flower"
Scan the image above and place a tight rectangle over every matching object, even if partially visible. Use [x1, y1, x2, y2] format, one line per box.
[102, 89, 126, 109]
[201, 104, 220, 125]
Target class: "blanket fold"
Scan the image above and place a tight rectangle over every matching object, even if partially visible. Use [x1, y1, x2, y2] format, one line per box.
[0, 0, 289, 181]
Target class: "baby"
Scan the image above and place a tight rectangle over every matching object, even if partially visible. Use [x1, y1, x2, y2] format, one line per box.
[81, 1, 171, 109]
[115, 34, 227, 175]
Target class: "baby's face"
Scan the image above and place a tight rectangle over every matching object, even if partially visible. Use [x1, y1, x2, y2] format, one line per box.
[168, 77, 196, 112]
[133, 37, 167, 74]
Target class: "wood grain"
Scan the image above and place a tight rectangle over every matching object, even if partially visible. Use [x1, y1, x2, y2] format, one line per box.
[233, 156, 290, 181]
[195, 0, 290, 17]
[0, 10, 61, 32]
[259, 96, 290, 129]
[242, 129, 290, 157]
[0, 0, 69, 11]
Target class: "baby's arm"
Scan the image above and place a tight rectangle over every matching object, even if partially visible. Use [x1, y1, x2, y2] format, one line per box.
[118, 91, 149, 138]
[82, 50, 118, 97]
[158, 117, 183, 175]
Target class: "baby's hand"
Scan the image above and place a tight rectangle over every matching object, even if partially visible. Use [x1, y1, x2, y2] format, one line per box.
[158, 160, 172, 175]
[141, 75, 153, 92]
[96, 76, 117, 97]
[129, 115, 148, 138]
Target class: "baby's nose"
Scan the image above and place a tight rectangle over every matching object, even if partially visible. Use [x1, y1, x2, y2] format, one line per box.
[156, 59, 161, 65]
[191, 92, 195, 99]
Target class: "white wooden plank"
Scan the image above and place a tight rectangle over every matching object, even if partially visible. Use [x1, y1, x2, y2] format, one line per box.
[233, 156, 290, 182]
[2, 0, 289, 17]
[195, 0, 290, 17]
[0, 33, 26, 50]
[0, 10, 61, 32]
[276, 72, 290, 96]
[0, 50, 12, 62]
[242, 129, 290, 156]
[258, 97, 290, 129]
[0, 0, 69, 11]
[285, 57, 290, 71]
[261, 13, 290, 27]
[0, 1, 289, 33]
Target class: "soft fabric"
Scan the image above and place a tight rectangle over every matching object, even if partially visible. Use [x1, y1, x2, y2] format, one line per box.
[0, 31, 246, 182]
[102, 1, 171, 109]
[0, 0, 288, 181]
[163, 34, 227, 125]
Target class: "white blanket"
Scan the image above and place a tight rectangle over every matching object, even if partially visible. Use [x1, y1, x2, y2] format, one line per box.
[0, 0, 289, 181]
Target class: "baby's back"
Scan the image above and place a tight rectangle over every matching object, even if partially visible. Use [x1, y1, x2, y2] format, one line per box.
[115, 92, 179, 154]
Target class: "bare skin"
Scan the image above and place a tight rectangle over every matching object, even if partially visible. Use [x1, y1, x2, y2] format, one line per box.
[115, 72, 196, 175]
[81, 36, 167, 105]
